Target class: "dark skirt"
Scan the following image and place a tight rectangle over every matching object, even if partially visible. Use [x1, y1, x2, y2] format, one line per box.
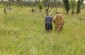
[45, 23, 52, 31]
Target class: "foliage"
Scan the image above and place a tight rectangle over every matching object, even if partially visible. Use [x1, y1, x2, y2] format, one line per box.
[0, 6, 85, 55]
[37, 2, 43, 11]
[76, 0, 84, 14]
[70, 0, 76, 15]
[62, 0, 70, 14]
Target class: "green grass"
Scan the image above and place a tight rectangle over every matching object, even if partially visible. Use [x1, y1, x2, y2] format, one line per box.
[0, 6, 85, 55]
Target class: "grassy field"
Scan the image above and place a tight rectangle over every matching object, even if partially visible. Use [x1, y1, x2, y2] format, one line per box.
[0, 6, 85, 55]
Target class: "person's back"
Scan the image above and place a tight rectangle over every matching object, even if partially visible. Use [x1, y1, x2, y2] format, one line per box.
[53, 12, 64, 32]
[54, 14, 64, 24]
[45, 13, 53, 32]
[45, 16, 52, 24]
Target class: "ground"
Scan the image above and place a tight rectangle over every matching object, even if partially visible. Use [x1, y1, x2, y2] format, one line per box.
[0, 6, 85, 55]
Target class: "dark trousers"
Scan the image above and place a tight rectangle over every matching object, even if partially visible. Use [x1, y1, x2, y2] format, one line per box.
[45, 23, 52, 32]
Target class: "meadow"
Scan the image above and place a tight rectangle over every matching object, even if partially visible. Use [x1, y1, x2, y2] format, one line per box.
[0, 6, 85, 55]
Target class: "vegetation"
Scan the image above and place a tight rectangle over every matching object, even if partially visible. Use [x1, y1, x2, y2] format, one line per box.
[76, 0, 84, 14]
[37, 2, 43, 12]
[0, 0, 84, 14]
[70, 0, 76, 15]
[63, 0, 70, 14]
[0, 5, 85, 55]
[0, 0, 85, 55]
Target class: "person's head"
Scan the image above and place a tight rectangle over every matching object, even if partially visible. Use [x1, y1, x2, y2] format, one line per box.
[49, 13, 51, 16]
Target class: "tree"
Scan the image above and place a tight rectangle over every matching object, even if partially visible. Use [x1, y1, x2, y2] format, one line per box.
[70, 0, 76, 15]
[43, 0, 51, 16]
[63, 0, 70, 14]
[76, 0, 84, 14]
[38, 2, 43, 12]
[16, 0, 21, 5]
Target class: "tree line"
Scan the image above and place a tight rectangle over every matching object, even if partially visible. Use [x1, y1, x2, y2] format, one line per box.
[63, 0, 85, 14]
[0, 0, 85, 14]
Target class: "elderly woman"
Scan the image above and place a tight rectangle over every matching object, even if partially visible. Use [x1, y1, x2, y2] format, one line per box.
[53, 12, 64, 32]
[45, 13, 53, 32]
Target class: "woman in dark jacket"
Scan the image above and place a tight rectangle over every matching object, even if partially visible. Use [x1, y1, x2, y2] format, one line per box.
[45, 13, 53, 32]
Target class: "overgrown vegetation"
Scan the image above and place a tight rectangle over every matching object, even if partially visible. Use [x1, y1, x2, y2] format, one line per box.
[0, 5, 85, 55]
[63, 0, 70, 14]
[0, 0, 85, 14]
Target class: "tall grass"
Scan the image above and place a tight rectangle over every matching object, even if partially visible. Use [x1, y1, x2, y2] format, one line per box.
[0, 6, 85, 55]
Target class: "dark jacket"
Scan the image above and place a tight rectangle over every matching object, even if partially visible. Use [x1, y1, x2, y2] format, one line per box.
[45, 16, 53, 31]
[45, 16, 52, 24]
